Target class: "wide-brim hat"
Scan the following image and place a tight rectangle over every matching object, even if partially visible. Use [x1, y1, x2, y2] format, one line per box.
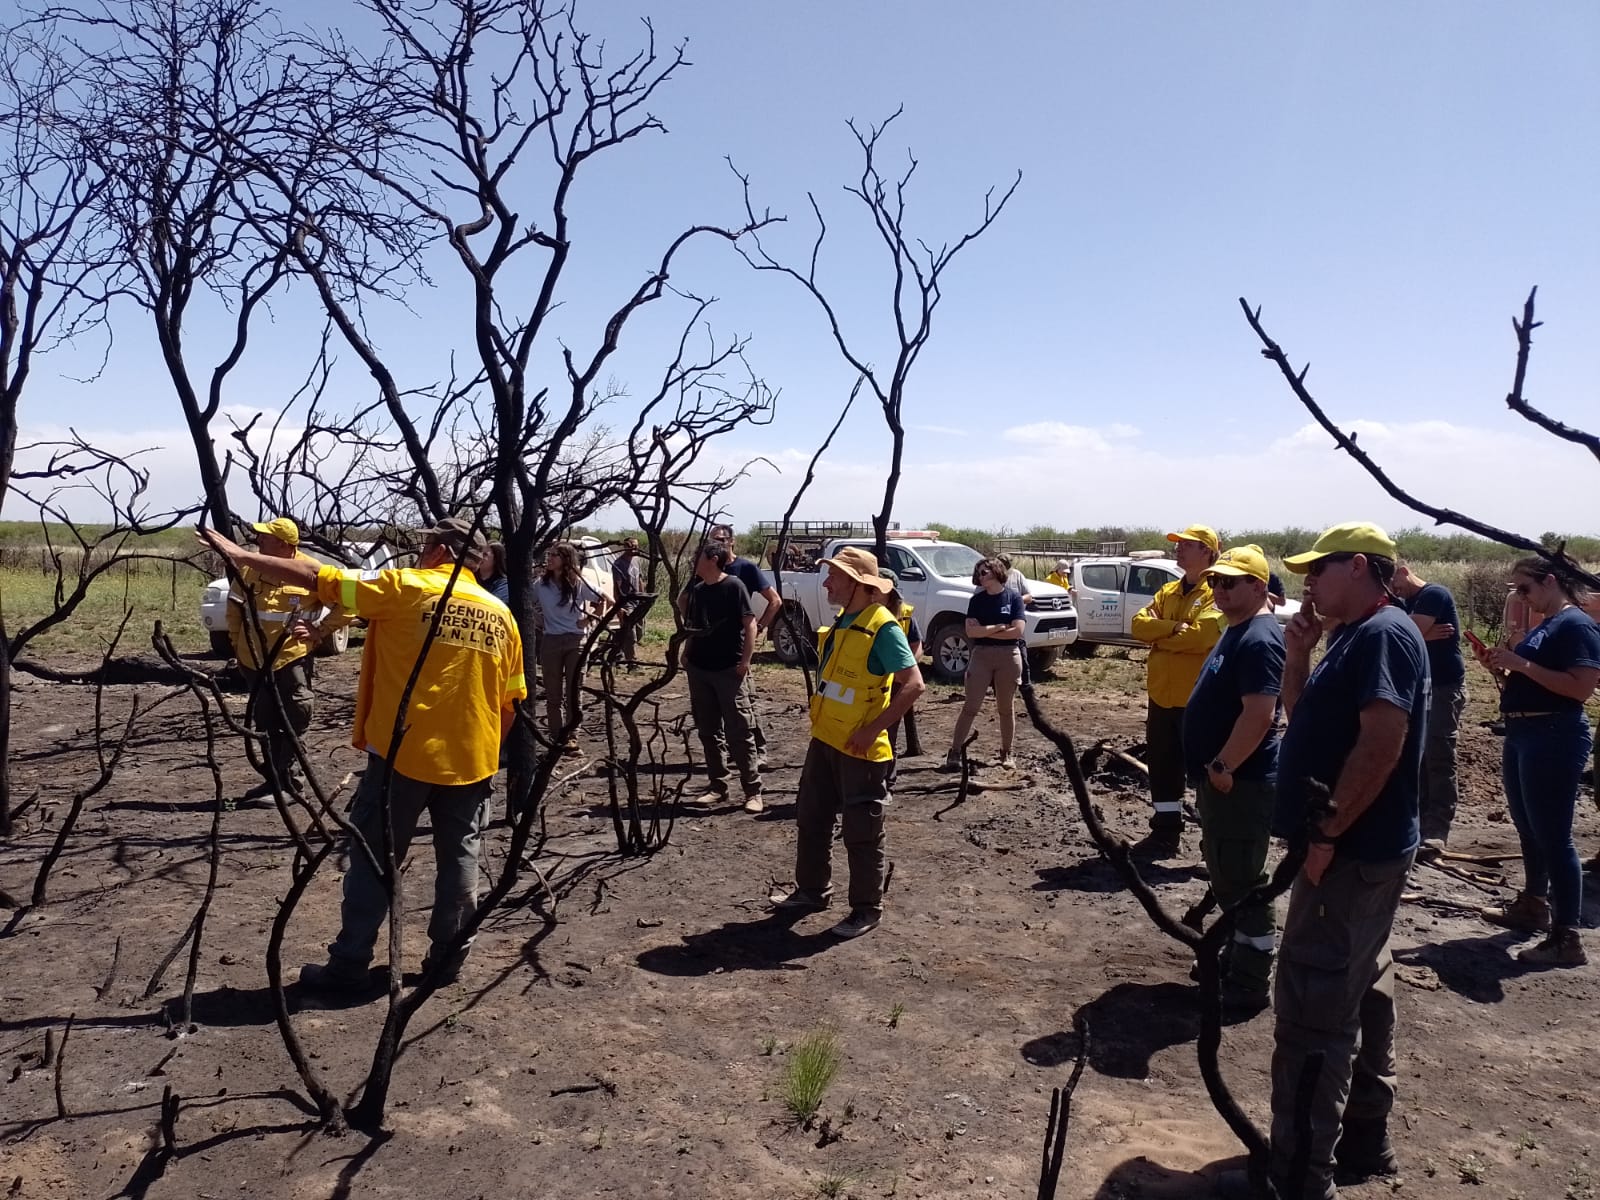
[819, 546, 893, 594]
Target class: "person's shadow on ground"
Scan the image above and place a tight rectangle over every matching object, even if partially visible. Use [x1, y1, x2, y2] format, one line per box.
[1033, 856, 1204, 893]
[1094, 1154, 1231, 1198]
[1023, 980, 1201, 1080]
[1393, 930, 1535, 1003]
[635, 912, 837, 976]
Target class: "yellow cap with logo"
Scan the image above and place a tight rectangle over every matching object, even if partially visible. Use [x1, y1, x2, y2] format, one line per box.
[1166, 524, 1220, 555]
[1207, 544, 1270, 583]
[1282, 522, 1395, 575]
[250, 517, 300, 546]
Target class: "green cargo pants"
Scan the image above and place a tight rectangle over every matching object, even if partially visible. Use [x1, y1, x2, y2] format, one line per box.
[1197, 775, 1276, 996]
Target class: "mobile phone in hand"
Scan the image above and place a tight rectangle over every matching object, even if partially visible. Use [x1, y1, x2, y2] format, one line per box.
[1464, 629, 1489, 655]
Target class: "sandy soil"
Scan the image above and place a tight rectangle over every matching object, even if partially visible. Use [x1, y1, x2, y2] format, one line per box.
[2, 648, 1598, 1200]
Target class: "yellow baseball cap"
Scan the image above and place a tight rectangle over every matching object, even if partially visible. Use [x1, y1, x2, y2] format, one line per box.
[250, 517, 300, 546]
[1282, 522, 1396, 575]
[1166, 525, 1220, 555]
[1207, 544, 1270, 583]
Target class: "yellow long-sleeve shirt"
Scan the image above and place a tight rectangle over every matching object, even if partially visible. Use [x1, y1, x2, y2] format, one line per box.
[227, 553, 323, 671]
[1130, 577, 1226, 708]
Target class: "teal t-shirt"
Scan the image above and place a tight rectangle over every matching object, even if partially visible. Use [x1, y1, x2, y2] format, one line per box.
[825, 608, 916, 677]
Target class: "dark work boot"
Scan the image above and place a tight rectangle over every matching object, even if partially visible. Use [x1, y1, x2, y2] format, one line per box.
[1334, 1116, 1399, 1184]
[1131, 826, 1182, 860]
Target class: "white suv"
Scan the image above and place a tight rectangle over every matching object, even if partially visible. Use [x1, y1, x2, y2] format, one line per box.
[199, 542, 395, 658]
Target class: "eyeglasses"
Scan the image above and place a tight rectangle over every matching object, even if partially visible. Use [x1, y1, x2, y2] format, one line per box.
[1209, 575, 1250, 590]
[1306, 553, 1357, 578]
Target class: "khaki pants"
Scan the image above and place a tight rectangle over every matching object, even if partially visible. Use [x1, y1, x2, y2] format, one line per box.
[241, 658, 314, 792]
[794, 739, 889, 911]
[1268, 849, 1413, 1198]
[950, 643, 1021, 757]
[539, 632, 583, 738]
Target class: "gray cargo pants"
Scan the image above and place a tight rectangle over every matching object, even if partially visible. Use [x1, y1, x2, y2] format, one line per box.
[1268, 848, 1414, 1199]
[328, 754, 492, 976]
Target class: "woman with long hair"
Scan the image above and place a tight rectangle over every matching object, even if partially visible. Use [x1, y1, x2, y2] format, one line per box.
[476, 541, 510, 604]
[1473, 556, 1600, 966]
[533, 541, 601, 753]
[944, 557, 1024, 771]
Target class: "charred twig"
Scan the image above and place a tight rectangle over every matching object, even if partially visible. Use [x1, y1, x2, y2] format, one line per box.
[933, 734, 980, 821]
[53, 1014, 73, 1119]
[95, 935, 124, 1000]
[1035, 1015, 1088, 1200]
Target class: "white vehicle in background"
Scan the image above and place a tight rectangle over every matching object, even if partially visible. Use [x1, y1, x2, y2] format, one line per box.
[1069, 551, 1300, 651]
[574, 535, 618, 605]
[200, 541, 397, 659]
[766, 526, 1078, 682]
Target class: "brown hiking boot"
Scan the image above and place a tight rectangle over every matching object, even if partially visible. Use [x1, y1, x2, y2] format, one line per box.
[1479, 892, 1552, 934]
[1517, 926, 1587, 968]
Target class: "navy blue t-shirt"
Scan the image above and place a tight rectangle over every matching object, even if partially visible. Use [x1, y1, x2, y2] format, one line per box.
[968, 587, 1025, 646]
[1502, 606, 1600, 714]
[1184, 614, 1285, 781]
[1405, 583, 1464, 691]
[727, 556, 770, 599]
[1267, 571, 1286, 602]
[1274, 603, 1429, 861]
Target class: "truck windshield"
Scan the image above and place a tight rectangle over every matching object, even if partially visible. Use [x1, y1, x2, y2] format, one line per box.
[920, 544, 983, 579]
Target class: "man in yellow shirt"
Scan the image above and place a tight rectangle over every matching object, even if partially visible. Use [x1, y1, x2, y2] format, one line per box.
[1130, 524, 1226, 858]
[1046, 559, 1072, 590]
[200, 515, 526, 992]
[225, 517, 324, 802]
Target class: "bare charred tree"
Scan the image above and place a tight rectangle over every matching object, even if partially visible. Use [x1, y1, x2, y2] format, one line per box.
[1241, 288, 1600, 586]
[0, 18, 116, 835]
[37, 0, 344, 535]
[734, 108, 1020, 560]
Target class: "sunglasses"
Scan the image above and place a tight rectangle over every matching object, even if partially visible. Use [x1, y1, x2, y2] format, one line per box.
[1513, 581, 1535, 597]
[1306, 553, 1357, 578]
[1209, 575, 1251, 591]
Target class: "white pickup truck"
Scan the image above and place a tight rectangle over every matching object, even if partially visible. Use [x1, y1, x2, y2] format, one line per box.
[1069, 552, 1300, 651]
[769, 532, 1078, 682]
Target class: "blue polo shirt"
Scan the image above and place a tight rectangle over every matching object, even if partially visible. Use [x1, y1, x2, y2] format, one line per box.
[1184, 614, 1285, 781]
[1274, 603, 1429, 861]
[1502, 606, 1600, 714]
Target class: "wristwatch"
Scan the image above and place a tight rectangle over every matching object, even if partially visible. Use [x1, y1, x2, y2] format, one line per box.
[1207, 758, 1233, 776]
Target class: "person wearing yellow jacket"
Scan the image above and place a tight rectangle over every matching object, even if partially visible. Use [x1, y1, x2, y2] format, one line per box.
[1046, 559, 1072, 589]
[200, 515, 526, 993]
[1130, 524, 1227, 857]
[770, 547, 926, 940]
[225, 517, 327, 801]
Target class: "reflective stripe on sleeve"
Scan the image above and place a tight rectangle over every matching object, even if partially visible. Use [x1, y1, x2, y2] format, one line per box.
[507, 673, 526, 694]
[340, 571, 359, 611]
[1232, 930, 1277, 952]
[1152, 801, 1184, 813]
[252, 611, 294, 623]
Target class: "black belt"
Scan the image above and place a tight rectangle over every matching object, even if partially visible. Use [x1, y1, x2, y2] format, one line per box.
[1502, 710, 1561, 719]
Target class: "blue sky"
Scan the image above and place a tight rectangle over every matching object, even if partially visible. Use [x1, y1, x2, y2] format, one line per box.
[15, 0, 1600, 536]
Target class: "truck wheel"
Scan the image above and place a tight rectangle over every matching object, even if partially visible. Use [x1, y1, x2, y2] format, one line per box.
[928, 623, 971, 682]
[1027, 647, 1061, 676]
[209, 631, 233, 658]
[313, 625, 351, 657]
[771, 606, 816, 667]
[1066, 639, 1098, 658]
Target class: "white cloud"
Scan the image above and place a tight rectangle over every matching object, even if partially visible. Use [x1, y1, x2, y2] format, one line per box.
[13, 414, 1595, 544]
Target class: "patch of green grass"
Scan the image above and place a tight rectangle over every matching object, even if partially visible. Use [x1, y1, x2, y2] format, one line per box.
[759, 1034, 778, 1056]
[781, 1028, 840, 1126]
[886, 1002, 905, 1029]
[815, 1174, 852, 1199]
[2, 562, 210, 659]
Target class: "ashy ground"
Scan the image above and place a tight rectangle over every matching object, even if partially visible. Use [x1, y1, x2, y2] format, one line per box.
[2, 647, 1598, 1200]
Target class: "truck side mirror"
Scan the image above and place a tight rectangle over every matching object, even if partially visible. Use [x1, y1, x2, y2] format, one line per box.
[897, 566, 925, 582]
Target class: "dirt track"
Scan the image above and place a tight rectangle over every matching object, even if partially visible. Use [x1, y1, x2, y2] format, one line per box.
[2, 650, 1598, 1199]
